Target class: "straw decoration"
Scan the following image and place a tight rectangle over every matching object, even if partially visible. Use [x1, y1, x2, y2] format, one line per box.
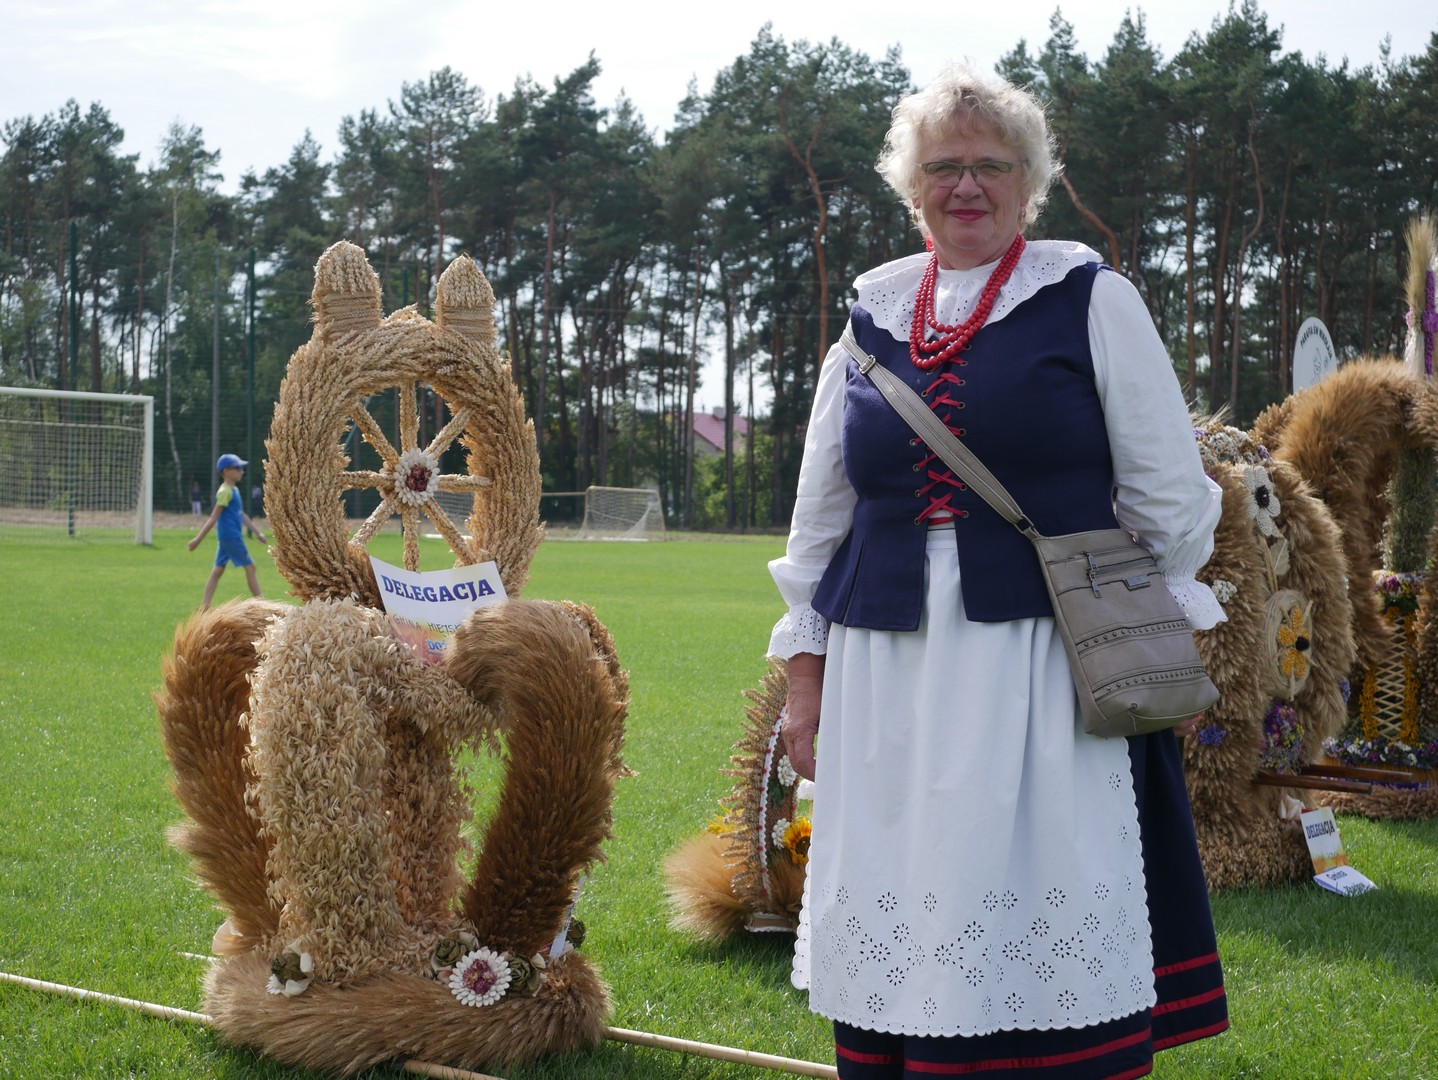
[664, 659, 808, 940]
[156, 243, 628, 1075]
[265, 241, 542, 608]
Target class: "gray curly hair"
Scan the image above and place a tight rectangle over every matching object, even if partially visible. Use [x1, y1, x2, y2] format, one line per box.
[877, 61, 1060, 228]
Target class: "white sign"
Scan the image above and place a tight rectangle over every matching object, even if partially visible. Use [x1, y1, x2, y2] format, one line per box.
[368, 554, 507, 665]
[1300, 807, 1376, 896]
[1314, 865, 1376, 896]
[1293, 317, 1337, 392]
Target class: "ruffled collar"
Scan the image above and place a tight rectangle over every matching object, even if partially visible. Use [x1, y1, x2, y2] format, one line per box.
[855, 239, 1103, 342]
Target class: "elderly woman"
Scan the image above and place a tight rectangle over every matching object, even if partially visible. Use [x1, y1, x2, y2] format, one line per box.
[770, 63, 1229, 1078]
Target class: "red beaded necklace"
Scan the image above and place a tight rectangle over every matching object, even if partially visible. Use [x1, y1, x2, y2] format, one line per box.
[909, 235, 1026, 370]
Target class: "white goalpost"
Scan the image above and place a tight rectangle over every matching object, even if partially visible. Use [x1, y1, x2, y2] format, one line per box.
[0, 386, 154, 543]
[574, 486, 666, 541]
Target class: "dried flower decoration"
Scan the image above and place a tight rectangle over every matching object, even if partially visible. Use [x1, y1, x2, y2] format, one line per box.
[771, 816, 790, 849]
[448, 947, 512, 1008]
[1210, 579, 1238, 605]
[266, 943, 313, 996]
[506, 952, 549, 995]
[1375, 571, 1425, 616]
[1193, 423, 1268, 473]
[775, 755, 797, 787]
[391, 447, 441, 507]
[432, 935, 470, 972]
[1240, 465, 1282, 536]
[1258, 701, 1306, 773]
[1325, 732, 1438, 770]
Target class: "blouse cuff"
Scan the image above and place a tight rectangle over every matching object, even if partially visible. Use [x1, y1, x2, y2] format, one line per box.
[768, 603, 830, 659]
[1165, 574, 1228, 631]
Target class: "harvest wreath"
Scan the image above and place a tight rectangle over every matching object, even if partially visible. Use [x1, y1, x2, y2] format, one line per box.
[663, 659, 812, 940]
[154, 242, 630, 1076]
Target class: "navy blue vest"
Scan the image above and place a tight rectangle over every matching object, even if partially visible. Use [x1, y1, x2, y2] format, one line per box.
[811, 262, 1120, 630]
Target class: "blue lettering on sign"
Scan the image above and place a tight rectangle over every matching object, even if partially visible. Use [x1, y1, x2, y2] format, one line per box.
[1304, 820, 1336, 839]
[378, 572, 499, 603]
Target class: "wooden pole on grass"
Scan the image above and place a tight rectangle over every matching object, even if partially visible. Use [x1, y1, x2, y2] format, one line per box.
[0, 971, 505, 1080]
[0, 969, 838, 1078]
[605, 1025, 837, 1078]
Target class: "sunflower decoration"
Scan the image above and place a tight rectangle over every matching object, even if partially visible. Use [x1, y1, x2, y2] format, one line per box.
[1277, 606, 1312, 681]
[1263, 588, 1314, 699]
[782, 817, 813, 865]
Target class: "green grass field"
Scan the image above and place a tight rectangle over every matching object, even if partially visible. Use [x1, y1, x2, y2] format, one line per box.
[2, 530, 1436, 1078]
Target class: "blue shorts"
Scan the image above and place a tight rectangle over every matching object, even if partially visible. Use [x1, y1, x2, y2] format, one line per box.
[215, 537, 254, 568]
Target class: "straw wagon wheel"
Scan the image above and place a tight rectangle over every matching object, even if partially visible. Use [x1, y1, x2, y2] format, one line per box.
[263, 241, 542, 607]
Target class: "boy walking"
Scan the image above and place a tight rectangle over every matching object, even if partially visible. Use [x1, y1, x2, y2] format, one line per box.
[188, 453, 268, 609]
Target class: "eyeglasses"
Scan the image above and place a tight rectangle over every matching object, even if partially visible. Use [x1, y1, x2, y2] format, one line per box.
[919, 159, 1021, 185]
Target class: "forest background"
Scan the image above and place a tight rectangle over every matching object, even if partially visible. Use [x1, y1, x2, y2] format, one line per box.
[3, 2, 1437, 530]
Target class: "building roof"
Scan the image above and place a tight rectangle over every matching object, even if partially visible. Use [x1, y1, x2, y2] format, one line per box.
[693, 409, 750, 452]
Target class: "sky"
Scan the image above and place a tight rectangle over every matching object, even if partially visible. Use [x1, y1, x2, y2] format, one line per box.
[6, 0, 1431, 189]
[2, 0, 1433, 411]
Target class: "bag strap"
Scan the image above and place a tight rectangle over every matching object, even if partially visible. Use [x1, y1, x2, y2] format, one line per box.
[837, 325, 1042, 541]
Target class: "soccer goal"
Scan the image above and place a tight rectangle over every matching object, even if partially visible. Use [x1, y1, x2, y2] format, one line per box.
[572, 486, 666, 541]
[429, 486, 664, 542]
[0, 386, 154, 543]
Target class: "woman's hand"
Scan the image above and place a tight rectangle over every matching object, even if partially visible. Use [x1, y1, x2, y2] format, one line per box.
[1173, 711, 1206, 738]
[782, 653, 826, 782]
[782, 684, 822, 782]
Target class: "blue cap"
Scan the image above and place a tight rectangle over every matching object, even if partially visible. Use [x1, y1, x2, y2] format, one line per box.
[217, 453, 247, 471]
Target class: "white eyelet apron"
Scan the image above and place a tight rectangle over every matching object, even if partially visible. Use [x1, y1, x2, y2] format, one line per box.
[797, 527, 1155, 1038]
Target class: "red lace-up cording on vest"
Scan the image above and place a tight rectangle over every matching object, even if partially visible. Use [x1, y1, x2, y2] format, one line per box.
[913, 368, 969, 525]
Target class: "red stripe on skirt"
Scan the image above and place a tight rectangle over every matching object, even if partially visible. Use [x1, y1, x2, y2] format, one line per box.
[836, 1044, 903, 1065]
[1105, 1065, 1155, 1080]
[1152, 1018, 1231, 1052]
[1152, 986, 1226, 1016]
[1153, 951, 1220, 978]
[900, 1027, 1151, 1073]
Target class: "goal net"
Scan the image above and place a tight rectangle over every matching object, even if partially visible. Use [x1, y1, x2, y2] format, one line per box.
[430, 486, 664, 542]
[574, 486, 666, 541]
[0, 387, 153, 543]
